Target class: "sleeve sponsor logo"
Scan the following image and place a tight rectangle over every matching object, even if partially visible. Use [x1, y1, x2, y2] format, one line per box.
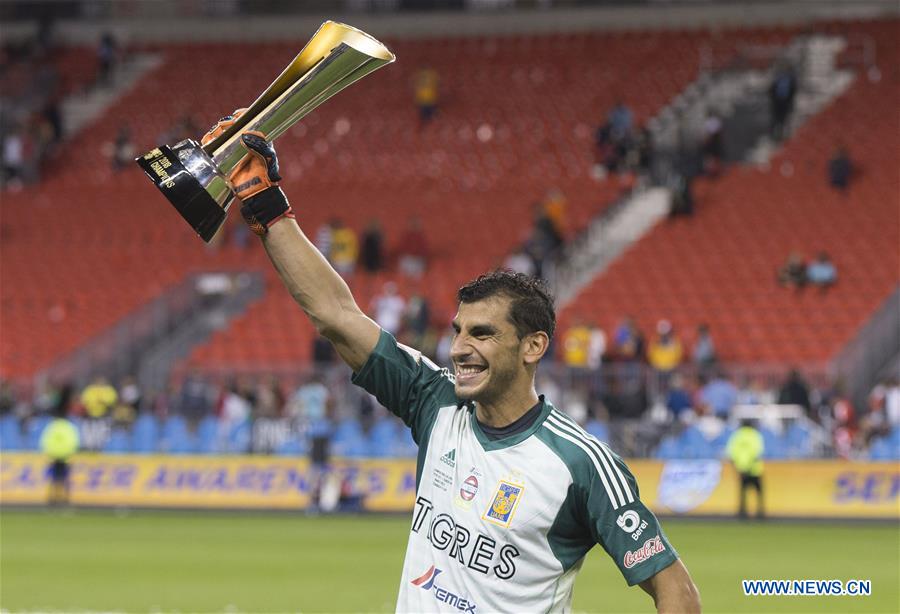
[623, 535, 666, 569]
[483, 480, 524, 527]
[616, 510, 641, 532]
[616, 510, 649, 540]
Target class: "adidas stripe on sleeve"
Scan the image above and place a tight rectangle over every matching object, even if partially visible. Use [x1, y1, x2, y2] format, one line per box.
[543, 410, 678, 586]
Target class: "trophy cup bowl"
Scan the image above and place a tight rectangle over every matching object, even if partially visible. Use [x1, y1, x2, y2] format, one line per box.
[136, 21, 395, 242]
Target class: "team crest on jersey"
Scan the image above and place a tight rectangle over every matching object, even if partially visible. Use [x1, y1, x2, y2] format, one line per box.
[483, 480, 524, 527]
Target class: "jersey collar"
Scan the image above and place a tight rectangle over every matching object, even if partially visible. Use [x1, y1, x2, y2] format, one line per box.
[469, 395, 555, 451]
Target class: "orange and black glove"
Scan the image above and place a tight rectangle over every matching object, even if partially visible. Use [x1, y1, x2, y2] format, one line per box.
[202, 110, 294, 236]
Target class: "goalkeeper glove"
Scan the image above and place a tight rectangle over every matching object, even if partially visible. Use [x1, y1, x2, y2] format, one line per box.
[202, 111, 294, 236]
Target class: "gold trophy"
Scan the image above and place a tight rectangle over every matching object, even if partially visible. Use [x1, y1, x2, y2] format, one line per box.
[136, 21, 395, 242]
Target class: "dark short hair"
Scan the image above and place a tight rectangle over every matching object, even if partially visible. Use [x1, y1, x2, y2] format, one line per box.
[457, 270, 556, 340]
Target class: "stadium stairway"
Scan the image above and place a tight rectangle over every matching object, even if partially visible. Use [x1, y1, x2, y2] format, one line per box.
[61, 53, 165, 139]
[559, 19, 899, 366]
[550, 32, 855, 308]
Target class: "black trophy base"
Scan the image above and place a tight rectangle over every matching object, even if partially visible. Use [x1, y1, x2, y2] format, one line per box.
[136, 144, 229, 243]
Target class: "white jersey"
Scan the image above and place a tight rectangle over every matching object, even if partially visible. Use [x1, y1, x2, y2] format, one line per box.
[353, 331, 677, 613]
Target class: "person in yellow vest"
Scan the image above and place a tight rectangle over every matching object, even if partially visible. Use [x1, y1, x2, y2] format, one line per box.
[330, 219, 358, 277]
[648, 320, 683, 392]
[726, 419, 765, 519]
[562, 321, 591, 368]
[413, 67, 439, 125]
[80, 376, 117, 419]
[40, 404, 80, 506]
[543, 188, 568, 240]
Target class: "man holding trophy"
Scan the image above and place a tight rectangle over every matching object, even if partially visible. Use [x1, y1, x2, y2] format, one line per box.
[138, 21, 700, 614]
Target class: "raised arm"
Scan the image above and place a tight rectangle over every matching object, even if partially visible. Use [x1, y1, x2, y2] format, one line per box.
[206, 118, 380, 372]
[639, 560, 701, 614]
[260, 217, 380, 372]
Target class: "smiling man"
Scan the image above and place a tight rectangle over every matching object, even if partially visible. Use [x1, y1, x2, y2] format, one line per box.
[209, 124, 700, 613]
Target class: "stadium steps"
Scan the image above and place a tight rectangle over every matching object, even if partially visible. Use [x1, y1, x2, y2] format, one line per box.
[135, 272, 265, 393]
[551, 32, 819, 307]
[33, 272, 264, 393]
[551, 188, 671, 306]
[747, 34, 855, 165]
[61, 53, 165, 139]
[559, 19, 898, 365]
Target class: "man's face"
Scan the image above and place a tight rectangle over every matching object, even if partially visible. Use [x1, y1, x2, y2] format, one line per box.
[449, 297, 523, 403]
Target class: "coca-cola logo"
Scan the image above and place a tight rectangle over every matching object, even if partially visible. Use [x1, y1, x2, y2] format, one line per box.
[623, 535, 666, 569]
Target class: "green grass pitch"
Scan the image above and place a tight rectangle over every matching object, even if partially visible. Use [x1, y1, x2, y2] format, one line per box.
[1, 509, 897, 613]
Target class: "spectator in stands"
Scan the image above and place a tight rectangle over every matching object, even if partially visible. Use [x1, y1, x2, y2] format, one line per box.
[39, 95, 63, 150]
[1, 128, 25, 188]
[330, 219, 358, 277]
[806, 252, 837, 290]
[219, 380, 251, 446]
[692, 323, 717, 374]
[608, 100, 634, 143]
[542, 188, 567, 240]
[667, 171, 695, 218]
[104, 125, 135, 172]
[157, 115, 200, 147]
[633, 126, 655, 184]
[371, 281, 406, 335]
[858, 382, 892, 448]
[736, 376, 776, 406]
[701, 113, 725, 176]
[0, 379, 17, 416]
[886, 377, 900, 429]
[828, 145, 853, 192]
[587, 323, 606, 371]
[255, 376, 285, 420]
[612, 316, 645, 363]
[666, 374, 694, 422]
[312, 334, 337, 367]
[403, 294, 431, 347]
[777, 251, 807, 289]
[396, 216, 429, 278]
[288, 374, 329, 426]
[526, 203, 564, 278]
[698, 370, 738, 418]
[413, 67, 439, 126]
[177, 371, 212, 429]
[830, 385, 857, 459]
[110, 398, 136, 433]
[359, 219, 385, 274]
[858, 377, 900, 449]
[592, 102, 633, 180]
[80, 376, 117, 420]
[648, 320, 683, 390]
[561, 320, 592, 370]
[726, 419, 765, 520]
[118, 375, 141, 414]
[315, 219, 334, 262]
[769, 62, 797, 141]
[96, 31, 118, 87]
[777, 368, 811, 413]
